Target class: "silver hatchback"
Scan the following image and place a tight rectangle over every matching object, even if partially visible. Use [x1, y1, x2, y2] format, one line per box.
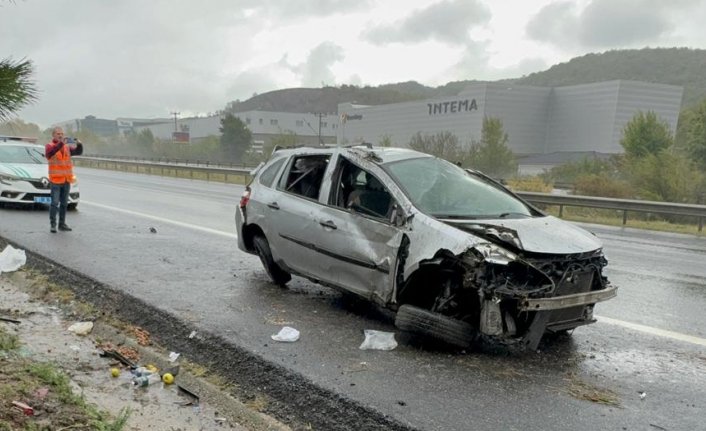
[236, 145, 616, 350]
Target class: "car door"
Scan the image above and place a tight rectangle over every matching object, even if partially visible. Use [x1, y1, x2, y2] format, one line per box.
[311, 156, 405, 303]
[267, 153, 333, 278]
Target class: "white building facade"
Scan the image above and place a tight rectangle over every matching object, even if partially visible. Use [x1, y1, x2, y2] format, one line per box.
[337, 80, 683, 156]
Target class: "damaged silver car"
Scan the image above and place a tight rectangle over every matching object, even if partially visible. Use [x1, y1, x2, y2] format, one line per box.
[235, 145, 616, 350]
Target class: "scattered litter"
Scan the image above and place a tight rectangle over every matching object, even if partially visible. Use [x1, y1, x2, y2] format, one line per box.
[110, 368, 120, 378]
[168, 351, 181, 362]
[163, 365, 180, 377]
[0, 245, 26, 274]
[271, 326, 300, 342]
[130, 326, 151, 346]
[11, 401, 34, 416]
[359, 329, 397, 351]
[149, 227, 157, 233]
[162, 372, 175, 384]
[132, 373, 162, 387]
[67, 321, 94, 335]
[639, 391, 647, 400]
[215, 417, 227, 423]
[177, 385, 200, 406]
[0, 316, 21, 324]
[69, 345, 81, 352]
[188, 330, 197, 339]
[99, 347, 137, 368]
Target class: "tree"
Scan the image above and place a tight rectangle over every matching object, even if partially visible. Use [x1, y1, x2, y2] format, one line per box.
[0, 58, 38, 121]
[219, 113, 252, 163]
[465, 116, 517, 179]
[620, 111, 673, 159]
[682, 98, 706, 169]
[628, 150, 704, 203]
[408, 131, 461, 162]
[0, 118, 41, 137]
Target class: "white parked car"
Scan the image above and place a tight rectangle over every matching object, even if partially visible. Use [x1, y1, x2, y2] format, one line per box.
[0, 136, 80, 209]
[235, 145, 616, 350]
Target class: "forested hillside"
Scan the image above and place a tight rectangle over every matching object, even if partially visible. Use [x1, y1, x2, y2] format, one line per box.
[514, 48, 706, 107]
[225, 47, 705, 114]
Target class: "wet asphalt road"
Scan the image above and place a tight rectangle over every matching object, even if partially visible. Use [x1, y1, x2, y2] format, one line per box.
[1, 167, 705, 431]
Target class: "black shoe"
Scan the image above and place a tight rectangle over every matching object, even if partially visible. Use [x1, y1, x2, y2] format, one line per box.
[50, 225, 57, 233]
[58, 224, 72, 232]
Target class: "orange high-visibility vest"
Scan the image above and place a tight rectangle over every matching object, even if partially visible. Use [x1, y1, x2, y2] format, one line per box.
[48, 146, 75, 184]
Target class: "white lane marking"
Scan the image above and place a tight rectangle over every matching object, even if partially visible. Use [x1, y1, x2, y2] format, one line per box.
[596, 315, 706, 347]
[81, 201, 238, 239]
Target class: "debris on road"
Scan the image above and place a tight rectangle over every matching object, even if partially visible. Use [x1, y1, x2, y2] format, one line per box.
[169, 351, 181, 362]
[359, 329, 398, 351]
[67, 321, 94, 335]
[11, 401, 34, 416]
[0, 244, 26, 274]
[271, 326, 300, 342]
[639, 391, 647, 400]
[130, 325, 151, 345]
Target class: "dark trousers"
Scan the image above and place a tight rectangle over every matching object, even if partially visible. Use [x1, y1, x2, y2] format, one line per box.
[49, 182, 70, 226]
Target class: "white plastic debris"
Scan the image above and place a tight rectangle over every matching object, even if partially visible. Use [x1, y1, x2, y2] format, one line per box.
[188, 331, 197, 339]
[0, 245, 26, 274]
[168, 352, 181, 362]
[271, 326, 300, 342]
[67, 321, 94, 335]
[359, 330, 397, 351]
[639, 391, 647, 400]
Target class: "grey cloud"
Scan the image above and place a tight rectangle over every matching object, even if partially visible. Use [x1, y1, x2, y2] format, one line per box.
[578, 0, 670, 46]
[297, 42, 345, 87]
[261, 0, 373, 18]
[525, 2, 579, 49]
[526, 0, 684, 49]
[364, 0, 491, 46]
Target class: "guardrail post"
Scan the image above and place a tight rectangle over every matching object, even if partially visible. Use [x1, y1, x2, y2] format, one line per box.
[622, 210, 628, 225]
[699, 217, 703, 232]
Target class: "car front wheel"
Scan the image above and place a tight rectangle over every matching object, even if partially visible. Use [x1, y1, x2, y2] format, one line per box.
[395, 304, 477, 349]
[253, 234, 291, 286]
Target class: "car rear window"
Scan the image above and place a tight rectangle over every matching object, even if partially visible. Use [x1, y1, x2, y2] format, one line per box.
[280, 154, 329, 200]
[258, 158, 285, 188]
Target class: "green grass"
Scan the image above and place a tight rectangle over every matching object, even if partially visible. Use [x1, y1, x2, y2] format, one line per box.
[543, 206, 705, 236]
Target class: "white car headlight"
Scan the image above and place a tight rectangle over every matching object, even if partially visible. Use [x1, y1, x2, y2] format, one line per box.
[475, 242, 517, 265]
[0, 173, 19, 185]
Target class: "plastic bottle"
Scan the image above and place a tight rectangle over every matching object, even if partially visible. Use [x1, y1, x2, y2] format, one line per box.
[132, 373, 161, 387]
[131, 366, 155, 377]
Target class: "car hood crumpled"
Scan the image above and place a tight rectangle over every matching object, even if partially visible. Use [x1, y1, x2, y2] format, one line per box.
[446, 215, 602, 255]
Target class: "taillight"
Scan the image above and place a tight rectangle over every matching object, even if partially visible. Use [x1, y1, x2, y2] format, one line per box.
[239, 188, 251, 208]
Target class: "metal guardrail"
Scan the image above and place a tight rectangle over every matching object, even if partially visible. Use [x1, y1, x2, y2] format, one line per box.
[75, 156, 706, 232]
[517, 192, 705, 232]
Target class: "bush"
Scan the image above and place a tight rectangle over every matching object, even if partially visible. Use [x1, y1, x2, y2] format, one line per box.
[506, 176, 553, 193]
[574, 174, 633, 198]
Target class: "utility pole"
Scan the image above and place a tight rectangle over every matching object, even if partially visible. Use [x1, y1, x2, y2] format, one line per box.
[317, 113, 323, 146]
[170, 111, 180, 132]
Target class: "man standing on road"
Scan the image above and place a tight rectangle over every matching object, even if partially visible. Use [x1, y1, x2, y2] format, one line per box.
[45, 127, 83, 233]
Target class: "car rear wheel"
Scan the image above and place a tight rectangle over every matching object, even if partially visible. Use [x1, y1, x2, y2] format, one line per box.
[253, 234, 291, 286]
[68, 203, 78, 211]
[395, 304, 477, 349]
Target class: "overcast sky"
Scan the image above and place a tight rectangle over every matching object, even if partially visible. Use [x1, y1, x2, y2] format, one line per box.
[2, 0, 705, 128]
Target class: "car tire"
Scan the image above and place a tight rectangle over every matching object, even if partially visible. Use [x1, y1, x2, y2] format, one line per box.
[68, 203, 78, 211]
[253, 235, 291, 286]
[395, 304, 477, 349]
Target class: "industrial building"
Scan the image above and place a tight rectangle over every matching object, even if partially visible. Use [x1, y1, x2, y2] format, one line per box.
[337, 80, 683, 160]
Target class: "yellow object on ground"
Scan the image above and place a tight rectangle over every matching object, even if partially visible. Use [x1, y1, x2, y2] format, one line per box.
[162, 373, 174, 384]
[110, 368, 120, 378]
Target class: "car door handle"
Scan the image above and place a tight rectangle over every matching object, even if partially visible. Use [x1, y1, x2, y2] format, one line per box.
[267, 202, 280, 210]
[319, 220, 337, 230]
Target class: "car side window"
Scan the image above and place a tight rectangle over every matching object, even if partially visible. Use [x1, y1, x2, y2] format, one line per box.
[280, 154, 329, 200]
[331, 158, 394, 220]
[258, 158, 285, 188]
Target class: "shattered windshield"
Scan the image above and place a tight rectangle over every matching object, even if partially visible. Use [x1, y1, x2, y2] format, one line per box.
[385, 157, 533, 219]
[0, 145, 47, 164]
